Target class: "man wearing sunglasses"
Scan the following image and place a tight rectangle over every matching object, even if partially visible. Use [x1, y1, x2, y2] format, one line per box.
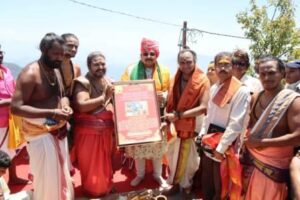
[232, 49, 262, 94]
[121, 38, 170, 188]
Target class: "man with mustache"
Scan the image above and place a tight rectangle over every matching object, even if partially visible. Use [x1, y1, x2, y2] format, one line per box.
[10, 33, 74, 200]
[121, 38, 170, 188]
[162, 49, 210, 196]
[60, 33, 81, 175]
[242, 56, 300, 200]
[72, 51, 115, 197]
[199, 52, 251, 199]
[60, 33, 81, 97]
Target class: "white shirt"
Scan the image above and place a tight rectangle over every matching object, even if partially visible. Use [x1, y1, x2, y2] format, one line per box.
[200, 81, 251, 154]
[240, 74, 263, 94]
[286, 80, 300, 93]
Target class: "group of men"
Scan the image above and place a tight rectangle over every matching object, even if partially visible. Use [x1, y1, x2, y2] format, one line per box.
[0, 32, 300, 200]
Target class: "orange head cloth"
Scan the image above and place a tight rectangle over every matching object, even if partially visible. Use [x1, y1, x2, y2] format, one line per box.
[140, 38, 159, 57]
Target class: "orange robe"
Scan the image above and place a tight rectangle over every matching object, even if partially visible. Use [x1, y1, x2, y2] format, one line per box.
[243, 89, 300, 200]
[73, 110, 114, 197]
[166, 67, 210, 187]
[245, 147, 293, 200]
[166, 66, 209, 139]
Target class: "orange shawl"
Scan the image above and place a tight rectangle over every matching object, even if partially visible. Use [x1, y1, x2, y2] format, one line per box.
[166, 67, 209, 138]
[22, 118, 66, 138]
[213, 77, 242, 108]
[8, 113, 25, 149]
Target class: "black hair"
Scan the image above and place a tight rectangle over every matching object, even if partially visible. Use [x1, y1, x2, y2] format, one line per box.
[257, 55, 285, 73]
[87, 51, 105, 68]
[177, 49, 197, 63]
[61, 33, 79, 41]
[0, 150, 11, 168]
[214, 52, 232, 64]
[39, 32, 65, 52]
[232, 49, 250, 68]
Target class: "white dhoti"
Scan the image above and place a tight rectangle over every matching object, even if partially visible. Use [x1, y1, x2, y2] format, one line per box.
[26, 126, 74, 200]
[167, 138, 199, 188]
[61, 136, 74, 175]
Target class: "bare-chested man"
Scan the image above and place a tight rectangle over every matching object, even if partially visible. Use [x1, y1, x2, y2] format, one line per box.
[242, 55, 300, 200]
[10, 33, 74, 200]
[60, 33, 81, 97]
[60, 33, 81, 175]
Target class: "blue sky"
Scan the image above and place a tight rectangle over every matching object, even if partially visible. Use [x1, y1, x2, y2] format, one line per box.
[1, 0, 299, 80]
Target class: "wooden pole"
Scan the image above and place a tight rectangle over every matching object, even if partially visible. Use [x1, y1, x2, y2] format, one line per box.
[182, 21, 187, 49]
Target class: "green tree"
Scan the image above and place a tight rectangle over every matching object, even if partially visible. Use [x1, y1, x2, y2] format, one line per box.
[290, 47, 300, 59]
[237, 0, 300, 60]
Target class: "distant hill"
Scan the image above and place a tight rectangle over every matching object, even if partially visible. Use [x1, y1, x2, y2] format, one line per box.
[3, 62, 22, 79]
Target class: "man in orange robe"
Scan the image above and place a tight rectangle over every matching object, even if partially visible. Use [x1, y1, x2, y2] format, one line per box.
[242, 55, 300, 200]
[163, 49, 210, 195]
[72, 51, 115, 197]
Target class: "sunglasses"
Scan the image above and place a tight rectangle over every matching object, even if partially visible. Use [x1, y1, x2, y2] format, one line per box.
[142, 52, 156, 57]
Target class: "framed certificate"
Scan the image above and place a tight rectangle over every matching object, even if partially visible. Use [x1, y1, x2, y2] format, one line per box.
[113, 80, 162, 146]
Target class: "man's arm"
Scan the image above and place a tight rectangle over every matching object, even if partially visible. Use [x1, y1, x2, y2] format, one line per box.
[215, 87, 251, 155]
[163, 78, 210, 122]
[11, 66, 69, 120]
[73, 82, 111, 113]
[11, 67, 52, 118]
[60, 96, 73, 116]
[74, 64, 81, 78]
[245, 97, 300, 148]
[290, 156, 300, 200]
[0, 99, 11, 107]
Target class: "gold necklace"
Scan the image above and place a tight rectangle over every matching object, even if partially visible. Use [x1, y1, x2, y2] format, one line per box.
[38, 61, 57, 87]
